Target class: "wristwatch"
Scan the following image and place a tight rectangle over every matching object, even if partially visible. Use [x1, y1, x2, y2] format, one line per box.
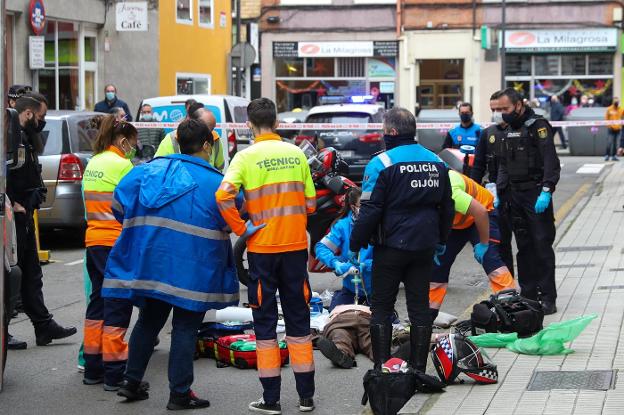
[542, 186, 551, 193]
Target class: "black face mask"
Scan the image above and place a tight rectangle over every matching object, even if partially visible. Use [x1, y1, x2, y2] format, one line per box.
[460, 113, 472, 123]
[25, 115, 38, 133]
[502, 105, 522, 128]
[383, 133, 415, 150]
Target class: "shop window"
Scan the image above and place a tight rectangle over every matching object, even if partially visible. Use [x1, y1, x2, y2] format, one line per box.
[85, 37, 96, 62]
[505, 54, 531, 76]
[275, 80, 366, 112]
[562, 55, 586, 76]
[177, 0, 193, 23]
[506, 81, 530, 100]
[57, 22, 79, 66]
[177, 73, 211, 95]
[306, 58, 335, 77]
[275, 58, 304, 77]
[419, 60, 464, 109]
[367, 58, 396, 78]
[534, 55, 560, 76]
[198, 0, 213, 27]
[338, 58, 365, 78]
[588, 54, 613, 75]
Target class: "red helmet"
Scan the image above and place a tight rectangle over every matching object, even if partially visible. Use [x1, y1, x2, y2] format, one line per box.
[431, 334, 498, 385]
[310, 147, 340, 180]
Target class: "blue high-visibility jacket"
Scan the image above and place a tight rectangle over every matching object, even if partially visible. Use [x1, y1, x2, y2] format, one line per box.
[444, 122, 482, 149]
[102, 154, 241, 312]
[315, 212, 373, 296]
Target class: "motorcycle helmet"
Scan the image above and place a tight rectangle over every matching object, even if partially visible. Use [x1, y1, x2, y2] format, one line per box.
[312, 147, 339, 180]
[431, 334, 498, 385]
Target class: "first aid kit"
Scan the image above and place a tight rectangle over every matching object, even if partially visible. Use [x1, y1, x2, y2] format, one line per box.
[470, 289, 544, 337]
[214, 334, 290, 369]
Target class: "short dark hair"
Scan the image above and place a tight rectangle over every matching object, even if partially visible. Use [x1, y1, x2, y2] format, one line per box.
[489, 90, 502, 101]
[247, 98, 277, 130]
[177, 119, 213, 155]
[187, 102, 205, 118]
[500, 88, 523, 105]
[383, 107, 416, 137]
[104, 84, 116, 92]
[141, 103, 152, 111]
[15, 92, 47, 114]
[185, 98, 198, 111]
[459, 102, 473, 112]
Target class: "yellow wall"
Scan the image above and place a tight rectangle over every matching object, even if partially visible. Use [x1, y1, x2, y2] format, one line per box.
[159, 0, 232, 95]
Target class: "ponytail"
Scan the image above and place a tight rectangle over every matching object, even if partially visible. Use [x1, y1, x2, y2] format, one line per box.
[93, 114, 137, 155]
[330, 187, 362, 228]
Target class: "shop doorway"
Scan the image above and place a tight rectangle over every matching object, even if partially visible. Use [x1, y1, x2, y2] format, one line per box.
[417, 59, 464, 109]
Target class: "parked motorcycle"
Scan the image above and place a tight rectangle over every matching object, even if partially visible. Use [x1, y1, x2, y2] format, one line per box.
[234, 140, 356, 286]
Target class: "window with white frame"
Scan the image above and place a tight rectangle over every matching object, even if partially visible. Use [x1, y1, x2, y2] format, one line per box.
[177, 73, 211, 95]
[176, 0, 193, 24]
[198, 0, 214, 27]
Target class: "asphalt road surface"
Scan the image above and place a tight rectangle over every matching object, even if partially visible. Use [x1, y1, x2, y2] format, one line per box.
[0, 155, 609, 415]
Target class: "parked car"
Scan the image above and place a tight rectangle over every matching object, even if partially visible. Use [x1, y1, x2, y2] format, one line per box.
[139, 95, 250, 161]
[38, 111, 102, 229]
[297, 103, 385, 182]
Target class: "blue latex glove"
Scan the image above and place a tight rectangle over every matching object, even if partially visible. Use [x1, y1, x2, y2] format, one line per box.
[334, 261, 353, 276]
[534, 191, 552, 214]
[474, 243, 489, 264]
[243, 220, 266, 238]
[433, 244, 446, 266]
[494, 198, 500, 209]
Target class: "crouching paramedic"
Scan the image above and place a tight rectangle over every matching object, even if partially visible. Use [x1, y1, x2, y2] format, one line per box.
[350, 107, 455, 374]
[429, 170, 517, 322]
[81, 115, 136, 390]
[216, 98, 317, 414]
[103, 119, 241, 409]
[315, 187, 373, 311]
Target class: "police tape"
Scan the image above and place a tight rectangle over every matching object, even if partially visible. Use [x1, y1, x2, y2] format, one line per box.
[130, 120, 624, 131]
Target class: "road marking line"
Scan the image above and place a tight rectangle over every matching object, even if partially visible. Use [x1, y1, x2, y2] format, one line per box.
[576, 163, 604, 175]
[555, 183, 591, 225]
[65, 259, 84, 266]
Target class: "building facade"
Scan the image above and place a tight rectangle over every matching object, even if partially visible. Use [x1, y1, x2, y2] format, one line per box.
[259, 0, 398, 113]
[5, 0, 231, 117]
[399, 0, 623, 120]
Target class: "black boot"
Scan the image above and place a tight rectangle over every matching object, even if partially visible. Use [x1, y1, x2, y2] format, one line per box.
[117, 380, 150, 401]
[409, 326, 432, 373]
[35, 320, 77, 346]
[7, 334, 27, 350]
[317, 337, 354, 369]
[370, 323, 391, 371]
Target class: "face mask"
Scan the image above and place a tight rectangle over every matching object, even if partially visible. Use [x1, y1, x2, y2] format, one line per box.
[25, 114, 38, 133]
[502, 104, 522, 127]
[141, 113, 153, 122]
[571, 98, 578, 106]
[460, 113, 472, 123]
[121, 139, 137, 160]
[105, 92, 116, 101]
[35, 119, 46, 133]
[492, 112, 504, 125]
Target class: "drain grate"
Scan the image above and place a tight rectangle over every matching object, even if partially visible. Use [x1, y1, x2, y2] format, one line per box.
[596, 285, 624, 291]
[557, 245, 612, 252]
[556, 264, 595, 269]
[527, 370, 617, 391]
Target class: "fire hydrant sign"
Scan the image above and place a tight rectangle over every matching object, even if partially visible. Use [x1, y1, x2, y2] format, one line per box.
[29, 36, 45, 69]
[116, 2, 148, 31]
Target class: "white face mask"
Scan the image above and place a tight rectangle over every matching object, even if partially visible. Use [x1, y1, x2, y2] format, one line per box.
[492, 111, 504, 125]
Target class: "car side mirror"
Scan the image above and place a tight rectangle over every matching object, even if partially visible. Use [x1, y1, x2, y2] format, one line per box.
[5, 108, 25, 170]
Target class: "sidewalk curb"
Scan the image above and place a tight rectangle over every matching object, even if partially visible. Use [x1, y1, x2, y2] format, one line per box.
[399, 164, 615, 415]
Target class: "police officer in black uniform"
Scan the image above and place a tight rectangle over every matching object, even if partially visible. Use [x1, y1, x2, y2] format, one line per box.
[496, 88, 561, 315]
[350, 107, 454, 372]
[7, 93, 77, 349]
[470, 90, 514, 275]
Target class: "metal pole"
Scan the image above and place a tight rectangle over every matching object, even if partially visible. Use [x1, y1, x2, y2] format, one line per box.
[500, 0, 506, 90]
[235, 0, 242, 97]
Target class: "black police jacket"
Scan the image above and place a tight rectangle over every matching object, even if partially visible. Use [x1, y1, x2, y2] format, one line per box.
[497, 108, 561, 192]
[7, 129, 46, 210]
[471, 124, 507, 185]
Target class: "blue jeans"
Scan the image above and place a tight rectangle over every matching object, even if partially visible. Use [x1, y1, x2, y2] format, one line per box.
[124, 298, 205, 394]
[606, 129, 620, 157]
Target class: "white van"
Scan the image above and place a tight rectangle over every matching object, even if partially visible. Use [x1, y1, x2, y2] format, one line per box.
[138, 95, 251, 164]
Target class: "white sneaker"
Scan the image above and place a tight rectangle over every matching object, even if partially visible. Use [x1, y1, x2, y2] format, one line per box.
[77, 364, 85, 373]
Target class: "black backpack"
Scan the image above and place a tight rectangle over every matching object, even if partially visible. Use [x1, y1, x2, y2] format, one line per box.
[470, 289, 544, 337]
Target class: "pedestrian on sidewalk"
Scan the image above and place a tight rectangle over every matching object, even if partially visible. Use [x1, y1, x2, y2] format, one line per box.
[81, 115, 137, 391]
[315, 187, 372, 311]
[549, 95, 567, 149]
[7, 93, 77, 350]
[94, 84, 132, 121]
[350, 107, 454, 374]
[136, 103, 165, 148]
[605, 98, 623, 161]
[103, 118, 240, 410]
[497, 87, 561, 315]
[216, 98, 317, 414]
[429, 170, 518, 322]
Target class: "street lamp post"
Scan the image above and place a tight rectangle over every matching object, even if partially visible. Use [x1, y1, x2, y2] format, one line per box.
[500, 0, 507, 90]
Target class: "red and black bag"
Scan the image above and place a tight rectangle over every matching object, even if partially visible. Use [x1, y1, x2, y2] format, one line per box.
[196, 322, 253, 359]
[215, 334, 289, 369]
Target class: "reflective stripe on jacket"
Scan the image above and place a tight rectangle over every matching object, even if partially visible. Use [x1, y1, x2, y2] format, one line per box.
[449, 170, 494, 230]
[216, 133, 316, 254]
[102, 154, 240, 312]
[82, 146, 133, 247]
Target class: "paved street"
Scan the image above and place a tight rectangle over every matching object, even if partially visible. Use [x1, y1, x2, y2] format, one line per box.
[0, 156, 609, 415]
